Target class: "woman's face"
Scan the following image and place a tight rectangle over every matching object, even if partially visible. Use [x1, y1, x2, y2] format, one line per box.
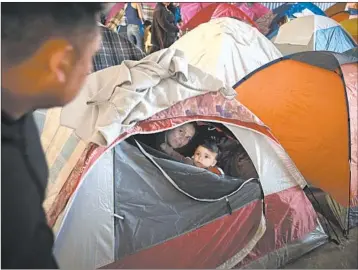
[166, 123, 196, 149]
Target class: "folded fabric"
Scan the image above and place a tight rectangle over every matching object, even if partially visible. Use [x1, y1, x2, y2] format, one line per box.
[61, 48, 237, 146]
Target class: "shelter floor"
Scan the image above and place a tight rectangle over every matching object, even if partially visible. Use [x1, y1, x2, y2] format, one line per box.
[283, 226, 358, 269]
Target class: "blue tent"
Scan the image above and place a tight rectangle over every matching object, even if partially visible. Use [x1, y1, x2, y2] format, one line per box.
[267, 2, 326, 39]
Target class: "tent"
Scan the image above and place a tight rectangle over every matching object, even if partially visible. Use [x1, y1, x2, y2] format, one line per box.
[325, 3, 358, 22]
[344, 47, 358, 58]
[181, 3, 257, 32]
[233, 51, 358, 233]
[267, 2, 326, 39]
[171, 18, 282, 87]
[180, 3, 212, 25]
[235, 3, 270, 21]
[341, 18, 358, 43]
[325, 2, 349, 17]
[271, 15, 357, 56]
[37, 50, 327, 269]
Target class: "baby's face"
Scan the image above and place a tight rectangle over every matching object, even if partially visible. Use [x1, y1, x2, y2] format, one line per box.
[193, 145, 218, 169]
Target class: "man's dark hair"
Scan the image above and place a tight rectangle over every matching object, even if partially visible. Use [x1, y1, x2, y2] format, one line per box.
[1, 3, 105, 65]
[200, 139, 220, 157]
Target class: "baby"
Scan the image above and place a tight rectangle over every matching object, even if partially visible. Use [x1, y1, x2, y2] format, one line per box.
[160, 139, 224, 175]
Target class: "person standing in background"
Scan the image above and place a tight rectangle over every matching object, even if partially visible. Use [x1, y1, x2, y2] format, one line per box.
[125, 2, 144, 51]
[168, 3, 182, 25]
[1, 3, 103, 268]
[168, 3, 183, 39]
[151, 2, 179, 53]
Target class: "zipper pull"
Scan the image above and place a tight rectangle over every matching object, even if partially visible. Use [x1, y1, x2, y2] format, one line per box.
[225, 197, 232, 215]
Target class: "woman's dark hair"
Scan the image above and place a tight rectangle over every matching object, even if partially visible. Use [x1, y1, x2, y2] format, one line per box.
[144, 20, 152, 27]
[200, 139, 220, 156]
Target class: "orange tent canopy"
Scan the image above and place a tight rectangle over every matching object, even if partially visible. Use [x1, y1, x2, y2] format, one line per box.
[325, 2, 348, 17]
[234, 52, 357, 208]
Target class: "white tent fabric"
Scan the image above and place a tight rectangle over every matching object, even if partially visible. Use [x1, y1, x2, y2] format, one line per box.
[274, 15, 339, 45]
[171, 18, 282, 87]
[272, 15, 356, 55]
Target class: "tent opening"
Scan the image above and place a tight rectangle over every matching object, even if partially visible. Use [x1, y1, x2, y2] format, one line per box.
[129, 121, 259, 200]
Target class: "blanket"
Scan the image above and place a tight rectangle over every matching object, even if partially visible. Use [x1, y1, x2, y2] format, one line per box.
[61, 48, 237, 146]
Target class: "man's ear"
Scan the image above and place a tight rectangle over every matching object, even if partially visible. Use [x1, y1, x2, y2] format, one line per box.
[46, 39, 76, 84]
[1, 39, 75, 96]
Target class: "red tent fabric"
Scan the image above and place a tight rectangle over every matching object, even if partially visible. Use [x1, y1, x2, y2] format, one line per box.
[236, 3, 270, 20]
[106, 3, 125, 22]
[180, 3, 212, 25]
[181, 3, 257, 31]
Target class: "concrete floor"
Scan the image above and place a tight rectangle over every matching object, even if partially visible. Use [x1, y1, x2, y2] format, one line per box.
[284, 225, 358, 269]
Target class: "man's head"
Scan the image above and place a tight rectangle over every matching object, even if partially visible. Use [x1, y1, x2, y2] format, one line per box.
[193, 140, 219, 169]
[166, 123, 196, 149]
[1, 3, 104, 116]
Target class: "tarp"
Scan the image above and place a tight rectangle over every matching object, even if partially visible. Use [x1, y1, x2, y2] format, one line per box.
[171, 18, 282, 87]
[272, 15, 357, 55]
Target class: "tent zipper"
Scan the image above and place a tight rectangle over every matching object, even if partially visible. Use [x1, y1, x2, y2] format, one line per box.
[225, 196, 233, 215]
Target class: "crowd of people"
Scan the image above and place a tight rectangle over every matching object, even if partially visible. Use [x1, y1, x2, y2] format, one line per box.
[105, 2, 183, 54]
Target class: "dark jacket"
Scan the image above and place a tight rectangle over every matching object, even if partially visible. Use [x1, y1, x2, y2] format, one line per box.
[151, 3, 179, 53]
[1, 111, 58, 269]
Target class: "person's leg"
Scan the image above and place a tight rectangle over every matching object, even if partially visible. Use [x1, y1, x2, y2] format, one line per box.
[132, 25, 144, 51]
[127, 24, 136, 45]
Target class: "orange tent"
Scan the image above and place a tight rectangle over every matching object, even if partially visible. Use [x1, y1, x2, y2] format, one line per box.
[325, 2, 348, 17]
[326, 2, 358, 22]
[181, 3, 257, 32]
[341, 18, 358, 43]
[330, 11, 350, 22]
[234, 51, 358, 232]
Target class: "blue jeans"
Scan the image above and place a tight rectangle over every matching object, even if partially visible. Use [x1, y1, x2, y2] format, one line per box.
[127, 24, 143, 51]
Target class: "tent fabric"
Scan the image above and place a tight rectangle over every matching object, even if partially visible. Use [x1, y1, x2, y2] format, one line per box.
[181, 3, 256, 32]
[344, 47, 358, 58]
[239, 223, 327, 269]
[235, 3, 270, 20]
[272, 15, 357, 55]
[180, 3, 212, 25]
[171, 18, 282, 87]
[233, 51, 358, 231]
[50, 87, 320, 269]
[325, 3, 358, 22]
[267, 2, 326, 38]
[60, 48, 237, 147]
[54, 141, 265, 269]
[340, 18, 358, 43]
[106, 3, 125, 22]
[325, 2, 349, 17]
